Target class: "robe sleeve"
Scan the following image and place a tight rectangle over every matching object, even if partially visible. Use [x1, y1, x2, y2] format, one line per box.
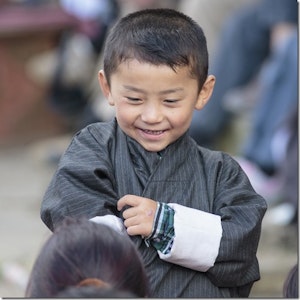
[156, 152, 267, 289]
[206, 154, 267, 288]
[41, 125, 119, 231]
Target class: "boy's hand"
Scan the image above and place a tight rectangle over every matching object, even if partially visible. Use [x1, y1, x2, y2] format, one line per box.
[117, 194, 157, 237]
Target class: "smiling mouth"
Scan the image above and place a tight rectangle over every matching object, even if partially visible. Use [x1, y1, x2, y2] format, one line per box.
[141, 129, 165, 135]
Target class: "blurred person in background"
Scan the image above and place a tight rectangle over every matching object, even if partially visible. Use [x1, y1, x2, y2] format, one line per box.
[189, 0, 297, 150]
[47, 0, 120, 131]
[177, 0, 254, 66]
[255, 108, 298, 226]
[187, 0, 298, 222]
[234, 4, 297, 223]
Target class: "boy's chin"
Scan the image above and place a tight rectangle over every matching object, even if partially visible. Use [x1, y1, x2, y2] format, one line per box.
[136, 140, 167, 153]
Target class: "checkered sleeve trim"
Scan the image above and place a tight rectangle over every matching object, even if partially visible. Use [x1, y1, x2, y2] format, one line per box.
[144, 202, 175, 254]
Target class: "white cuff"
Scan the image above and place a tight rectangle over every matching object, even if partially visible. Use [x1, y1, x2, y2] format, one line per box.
[89, 215, 126, 234]
[158, 203, 222, 272]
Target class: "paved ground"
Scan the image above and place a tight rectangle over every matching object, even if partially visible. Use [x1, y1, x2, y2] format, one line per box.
[0, 134, 297, 298]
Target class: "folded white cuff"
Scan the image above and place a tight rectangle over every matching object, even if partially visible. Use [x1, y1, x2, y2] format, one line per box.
[89, 215, 126, 234]
[157, 203, 222, 272]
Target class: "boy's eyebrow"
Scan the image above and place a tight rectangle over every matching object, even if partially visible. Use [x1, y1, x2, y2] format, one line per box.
[123, 85, 184, 94]
[123, 85, 145, 93]
[159, 88, 184, 95]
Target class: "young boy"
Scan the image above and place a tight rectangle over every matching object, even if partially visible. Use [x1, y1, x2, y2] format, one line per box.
[41, 9, 267, 298]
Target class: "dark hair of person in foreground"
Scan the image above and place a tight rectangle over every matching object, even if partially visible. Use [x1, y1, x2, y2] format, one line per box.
[25, 217, 149, 297]
[283, 264, 298, 298]
[56, 285, 137, 298]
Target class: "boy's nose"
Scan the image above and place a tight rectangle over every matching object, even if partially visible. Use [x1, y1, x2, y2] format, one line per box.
[141, 103, 163, 123]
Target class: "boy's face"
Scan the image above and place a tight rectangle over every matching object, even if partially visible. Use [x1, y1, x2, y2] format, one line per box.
[99, 59, 215, 152]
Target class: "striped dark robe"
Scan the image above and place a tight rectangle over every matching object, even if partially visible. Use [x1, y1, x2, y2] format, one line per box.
[41, 118, 267, 297]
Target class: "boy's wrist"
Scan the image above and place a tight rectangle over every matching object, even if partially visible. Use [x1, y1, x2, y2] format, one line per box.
[144, 202, 175, 254]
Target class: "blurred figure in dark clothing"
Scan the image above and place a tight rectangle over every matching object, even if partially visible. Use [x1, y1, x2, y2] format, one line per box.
[189, 0, 298, 150]
[48, 0, 120, 131]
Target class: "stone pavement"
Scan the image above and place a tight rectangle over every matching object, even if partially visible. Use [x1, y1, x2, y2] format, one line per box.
[0, 135, 297, 298]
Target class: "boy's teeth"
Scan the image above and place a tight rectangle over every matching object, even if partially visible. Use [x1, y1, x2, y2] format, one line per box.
[144, 129, 163, 135]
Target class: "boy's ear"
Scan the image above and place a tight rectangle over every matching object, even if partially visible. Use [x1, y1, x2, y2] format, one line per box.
[195, 75, 215, 110]
[98, 70, 114, 106]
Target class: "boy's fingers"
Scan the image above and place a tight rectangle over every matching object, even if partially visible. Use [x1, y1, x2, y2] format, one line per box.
[117, 194, 139, 211]
[126, 225, 140, 236]
[126, 223, 151, 237]
[122, 207, 137, 219]
[123, 215, 139, 228]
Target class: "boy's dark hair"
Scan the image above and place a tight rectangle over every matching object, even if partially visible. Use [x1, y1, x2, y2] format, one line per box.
[103, 8, 209, 91]
[25, 218, 149, 297]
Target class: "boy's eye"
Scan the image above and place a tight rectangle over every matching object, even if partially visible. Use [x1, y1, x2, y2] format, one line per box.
[126, 97, 141, 101]
[164, 99, 178, 104]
